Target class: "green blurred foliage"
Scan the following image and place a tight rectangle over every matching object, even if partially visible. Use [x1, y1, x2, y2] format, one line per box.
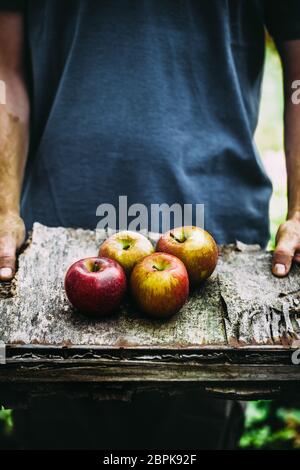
[255, 44, 284, 153]
[0, 407, 13, 436]
[255, 39, 287, 249]
[240, 401, 300, 450]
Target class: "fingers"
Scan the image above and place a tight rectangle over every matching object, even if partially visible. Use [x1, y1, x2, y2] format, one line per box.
[0, 235, 17, 281]
[272, 229, 299, 277]
[294, 250, 300, 263]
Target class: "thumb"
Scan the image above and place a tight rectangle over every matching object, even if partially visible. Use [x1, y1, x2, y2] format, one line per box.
[272, 234, 297, 277]
[0, 235, 17, 281]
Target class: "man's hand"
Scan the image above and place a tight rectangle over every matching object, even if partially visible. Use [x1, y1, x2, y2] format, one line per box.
[272, 40, 300, 278]
[0, 11, 28, 282]
[272, 216, 300, 277]
[0, 212, 25, 281]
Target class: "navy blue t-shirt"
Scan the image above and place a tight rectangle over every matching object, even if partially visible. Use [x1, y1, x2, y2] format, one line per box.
[1, 1, 300, 245]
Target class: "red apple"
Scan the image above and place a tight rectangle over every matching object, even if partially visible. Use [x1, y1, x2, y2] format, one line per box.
[99, 230, 154, 275]
[156, 226, 218, 285]
[65, 257, 126, 317]
[130, 252, 189, 318]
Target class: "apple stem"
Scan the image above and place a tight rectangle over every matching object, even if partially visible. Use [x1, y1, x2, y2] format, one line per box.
[170, 232, 186, 243]
[92, 262, 101, 272]
[152, 264, 164, 271]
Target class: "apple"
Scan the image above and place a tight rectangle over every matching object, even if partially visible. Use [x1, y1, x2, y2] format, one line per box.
[156, 226, 218, 285]
[130, 252, 189, 318]
[99, 230, 154, 275]
[65, 257, 126, 317]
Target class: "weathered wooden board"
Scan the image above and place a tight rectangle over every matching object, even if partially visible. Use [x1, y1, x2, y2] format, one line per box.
[219, 243, 300, 346]
[0, 223, 225, 346]
[0, 223, 300, 349]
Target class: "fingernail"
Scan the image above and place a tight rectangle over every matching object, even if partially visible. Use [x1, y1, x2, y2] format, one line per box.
[274, 263, 286, 276]
[0, 268, 13, 280]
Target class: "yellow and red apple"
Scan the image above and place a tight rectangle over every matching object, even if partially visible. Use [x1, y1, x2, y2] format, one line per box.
[99, 231, 154, 275]
[156, 226, 218, 285]
[130, 252, 189, 318]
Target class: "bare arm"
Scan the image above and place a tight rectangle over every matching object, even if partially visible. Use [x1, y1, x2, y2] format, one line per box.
[0, 11, 29, 280]
[272, 40, 300, 276]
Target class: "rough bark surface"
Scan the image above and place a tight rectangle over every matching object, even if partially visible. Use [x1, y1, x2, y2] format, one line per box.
[0, 223, 299, 348]
[219, 242, 300, 346]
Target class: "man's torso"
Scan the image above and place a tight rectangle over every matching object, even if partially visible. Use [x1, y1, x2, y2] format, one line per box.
[22, 0, 272, 245]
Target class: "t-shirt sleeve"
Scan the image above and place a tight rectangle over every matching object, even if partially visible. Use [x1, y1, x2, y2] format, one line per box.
[264, 0, 300, 42]
[0, 0, 25, 10]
